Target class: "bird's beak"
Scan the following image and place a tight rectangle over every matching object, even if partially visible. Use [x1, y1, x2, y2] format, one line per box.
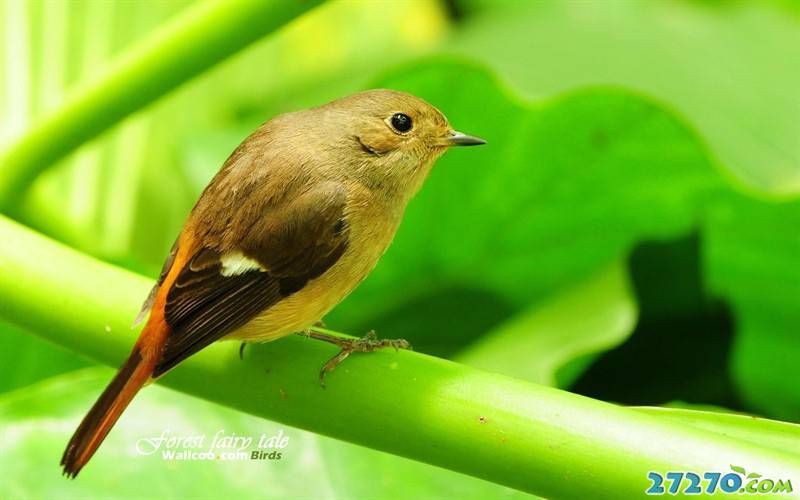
[443, 130, 486, 147]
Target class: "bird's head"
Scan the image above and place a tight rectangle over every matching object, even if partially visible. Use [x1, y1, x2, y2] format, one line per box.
[319, 89, 485, 201]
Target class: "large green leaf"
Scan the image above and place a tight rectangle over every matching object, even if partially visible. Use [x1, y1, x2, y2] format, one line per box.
[452, 0, 800, 194]
[704, 194, 800, 418]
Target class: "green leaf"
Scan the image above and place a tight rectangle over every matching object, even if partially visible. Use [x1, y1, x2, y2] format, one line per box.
[704, 195, 800, 418]
[457, 261, 637, 387]
[452, 0, 800, 194]
[731, 465, 747, 475]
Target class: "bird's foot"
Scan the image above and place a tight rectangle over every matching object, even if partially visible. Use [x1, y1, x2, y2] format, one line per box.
[300, 329, 411, 387]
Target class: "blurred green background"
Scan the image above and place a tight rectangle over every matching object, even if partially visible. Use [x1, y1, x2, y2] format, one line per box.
[1, 0, 799, 497]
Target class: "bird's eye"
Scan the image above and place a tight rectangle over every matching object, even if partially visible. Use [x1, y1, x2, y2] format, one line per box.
[390, 113, 413, 133]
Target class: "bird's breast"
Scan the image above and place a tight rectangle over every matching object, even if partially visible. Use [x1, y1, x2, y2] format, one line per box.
[228, 185, 400, 342]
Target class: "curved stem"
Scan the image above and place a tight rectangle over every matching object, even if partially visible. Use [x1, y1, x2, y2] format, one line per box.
[0, 0, 322, 212]
[1, 214, 799, 498]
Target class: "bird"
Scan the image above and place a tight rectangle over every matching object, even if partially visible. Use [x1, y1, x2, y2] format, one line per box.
[61, 89, 485, 477]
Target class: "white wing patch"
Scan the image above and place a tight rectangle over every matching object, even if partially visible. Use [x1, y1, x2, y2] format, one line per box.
[220, 251, 265, 277]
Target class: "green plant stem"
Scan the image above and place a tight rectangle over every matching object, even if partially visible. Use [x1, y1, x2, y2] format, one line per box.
[0, 0, 322, 211]
[1, 215, 799, 498]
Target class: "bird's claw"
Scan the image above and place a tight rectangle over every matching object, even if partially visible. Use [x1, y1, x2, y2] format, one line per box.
[317, 330, 411, 388]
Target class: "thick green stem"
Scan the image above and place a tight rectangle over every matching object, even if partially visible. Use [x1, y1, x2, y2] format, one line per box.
[1, 215, 799, 498]
[0, 0, 322, 211]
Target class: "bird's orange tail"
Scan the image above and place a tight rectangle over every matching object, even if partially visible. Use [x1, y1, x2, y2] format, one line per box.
[61, 346, 155, 478]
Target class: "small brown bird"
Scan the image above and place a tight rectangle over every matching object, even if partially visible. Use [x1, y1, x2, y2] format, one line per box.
[61, 89, 484, 477]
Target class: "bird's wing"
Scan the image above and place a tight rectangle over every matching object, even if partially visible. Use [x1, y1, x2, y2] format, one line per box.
[151, 181, 349, 377]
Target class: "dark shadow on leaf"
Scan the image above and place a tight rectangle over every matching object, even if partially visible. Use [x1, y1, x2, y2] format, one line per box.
[570, 234, 743, 410]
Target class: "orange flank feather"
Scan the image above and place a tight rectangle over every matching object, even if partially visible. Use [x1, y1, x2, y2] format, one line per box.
[61, 236, 192, 478]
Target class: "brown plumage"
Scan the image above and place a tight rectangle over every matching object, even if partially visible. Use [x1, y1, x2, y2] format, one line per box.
[61, 89, 485, 477]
